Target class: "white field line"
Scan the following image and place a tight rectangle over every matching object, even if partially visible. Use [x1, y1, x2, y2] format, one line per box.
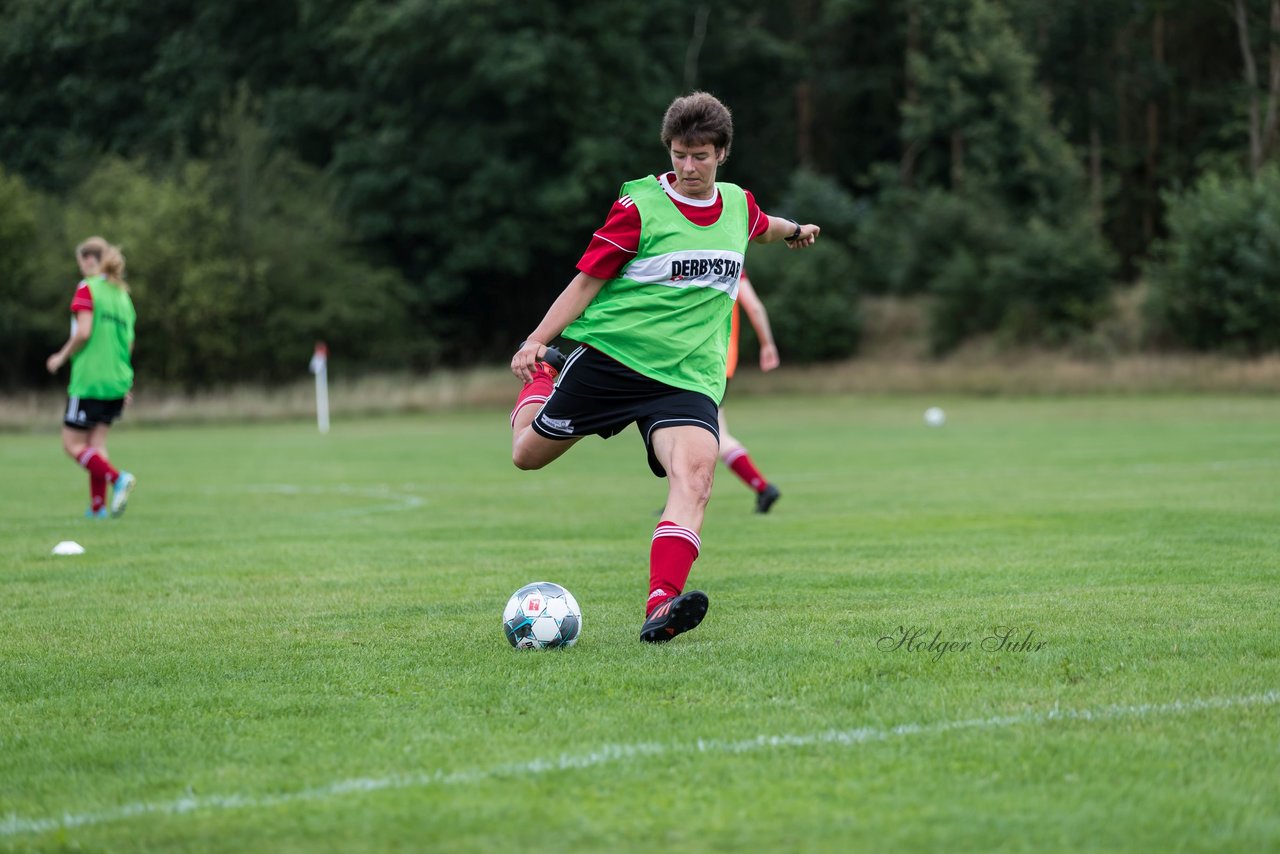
[211, 484, 425, 517]
[2, 689, 1275, 838]
[772, 458, 1280, 484]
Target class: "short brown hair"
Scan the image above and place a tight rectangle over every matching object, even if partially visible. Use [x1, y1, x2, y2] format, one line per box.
[660, 91, 734, 159]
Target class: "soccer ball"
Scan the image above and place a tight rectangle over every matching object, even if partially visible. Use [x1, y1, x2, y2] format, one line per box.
[503, 581, 582, 649]
[924, 406, 946, 427]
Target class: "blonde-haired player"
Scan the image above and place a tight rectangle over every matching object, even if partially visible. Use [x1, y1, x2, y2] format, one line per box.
[46, 237, 138, 518]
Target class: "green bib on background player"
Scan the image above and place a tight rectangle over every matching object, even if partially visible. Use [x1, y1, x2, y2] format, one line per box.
[69, 276, 136, 399]
[563, 176, 749, 403]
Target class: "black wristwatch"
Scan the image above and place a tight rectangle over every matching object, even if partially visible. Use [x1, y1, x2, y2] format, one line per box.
[784, 220, 802, 242]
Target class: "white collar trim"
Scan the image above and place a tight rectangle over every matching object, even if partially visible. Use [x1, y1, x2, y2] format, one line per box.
[659, 172, 718, 207]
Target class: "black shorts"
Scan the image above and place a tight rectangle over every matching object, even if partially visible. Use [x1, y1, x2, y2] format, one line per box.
[64, 396, 125, 430]
[532, 346, 719, 477]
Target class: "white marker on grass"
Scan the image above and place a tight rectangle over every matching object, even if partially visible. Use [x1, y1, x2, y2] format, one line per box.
[51, 541, 85, 555]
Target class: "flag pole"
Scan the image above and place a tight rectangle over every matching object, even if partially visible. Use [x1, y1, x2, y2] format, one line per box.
[309, 341, 330, 434]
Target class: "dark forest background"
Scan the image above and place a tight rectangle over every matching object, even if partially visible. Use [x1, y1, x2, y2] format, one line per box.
[3, 0, 1279, 390]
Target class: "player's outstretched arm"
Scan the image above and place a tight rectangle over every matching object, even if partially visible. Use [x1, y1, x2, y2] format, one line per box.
[512, 272, 606, 383]
[754, 215, 820, 248]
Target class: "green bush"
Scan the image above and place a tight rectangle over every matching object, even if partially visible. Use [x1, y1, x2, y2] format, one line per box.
[0, 168, 67, 389]
[856, 186, 1009, 299]
[57, 137, 418, 388]
[855, 186, 1114, 354]
[742, 172, 861, 363]
[1144, 168, 1280, 353]
[746, 241, 861, 363]
[0, 168, 42, 388]
[933, 211, 1115, 353]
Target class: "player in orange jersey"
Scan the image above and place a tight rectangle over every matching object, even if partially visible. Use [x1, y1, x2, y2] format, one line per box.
[720, 271, 781, 513]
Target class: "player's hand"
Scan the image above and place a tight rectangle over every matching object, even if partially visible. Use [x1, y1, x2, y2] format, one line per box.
[784, 224, 820, 249]
[759, 344, 780, 372]
[46, 352, 63, 374]
[511, 339, 547, 384]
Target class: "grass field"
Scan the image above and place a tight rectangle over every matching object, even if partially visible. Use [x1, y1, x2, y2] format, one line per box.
[2, 394, 1277, 851]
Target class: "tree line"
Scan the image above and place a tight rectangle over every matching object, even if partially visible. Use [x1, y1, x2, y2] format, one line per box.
[2, 0, 1279, 390]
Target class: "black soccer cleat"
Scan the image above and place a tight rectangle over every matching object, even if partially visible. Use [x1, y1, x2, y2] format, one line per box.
[755, 483, 781, 514]
[640, 590, 709, 643]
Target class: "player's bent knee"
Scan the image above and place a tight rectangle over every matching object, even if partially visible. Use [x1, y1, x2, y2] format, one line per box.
[512, 454, 545, 471]
[513, 429, 579, 471]
[672, 464, 715, 505]
[512, 435, 555, 471]
[512, 447, 546, 471]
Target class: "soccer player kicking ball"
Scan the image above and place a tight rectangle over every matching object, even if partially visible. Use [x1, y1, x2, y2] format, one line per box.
[509, 92, 819, 643]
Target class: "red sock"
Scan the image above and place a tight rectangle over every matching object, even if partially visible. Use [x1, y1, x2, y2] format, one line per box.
[77, 448, 119, 484]
[724, 448, 768, 493]
[509, 363, 558, 427]
[90, 474, 107, 512]
[648, 521, 700, 615]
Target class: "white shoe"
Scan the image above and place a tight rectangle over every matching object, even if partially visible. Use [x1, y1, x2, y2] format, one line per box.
[110, 472, 136, 517]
